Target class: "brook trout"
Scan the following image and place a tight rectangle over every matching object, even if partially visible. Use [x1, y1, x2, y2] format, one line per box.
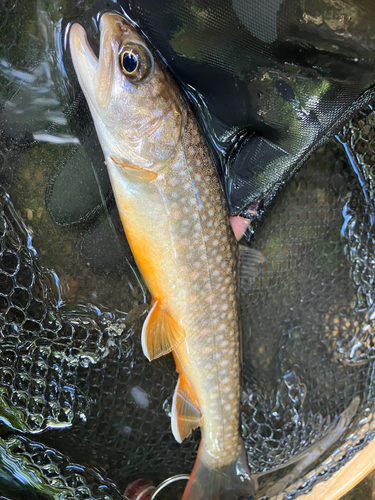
[70, 12, 255, 500]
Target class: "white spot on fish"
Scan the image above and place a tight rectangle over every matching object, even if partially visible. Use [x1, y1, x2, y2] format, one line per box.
[168, 177, 179, 187]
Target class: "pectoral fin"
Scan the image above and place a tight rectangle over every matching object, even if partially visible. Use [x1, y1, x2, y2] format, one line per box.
[111, 156, 158, 182]
[141, 301, 186, 361]
[171, 374, 202, 443]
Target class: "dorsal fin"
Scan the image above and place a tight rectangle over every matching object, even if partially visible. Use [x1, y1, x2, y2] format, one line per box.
[111, 156, 158, 182]
[239, 245, 266, 295]
[171, 374, 202, 443]
[141, 300, 186, 361]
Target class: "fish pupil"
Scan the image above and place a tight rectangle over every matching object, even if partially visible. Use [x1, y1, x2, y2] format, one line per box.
[122, 51, 138, 74]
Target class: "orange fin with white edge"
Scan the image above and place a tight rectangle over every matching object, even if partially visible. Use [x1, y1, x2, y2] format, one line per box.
[111, 155, 158, 182]
[171, 374, 202, 443]
[141, 300, 185, 361]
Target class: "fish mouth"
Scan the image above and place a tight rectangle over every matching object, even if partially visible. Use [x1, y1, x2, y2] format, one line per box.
[69, 12, 128, 108]
[69, 23, 98, 90]
[70, 12, 126, 109]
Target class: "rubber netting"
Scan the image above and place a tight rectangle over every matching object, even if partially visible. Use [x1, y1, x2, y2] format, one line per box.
[2, 1, 375, 500]
[4, 98, 375, 500]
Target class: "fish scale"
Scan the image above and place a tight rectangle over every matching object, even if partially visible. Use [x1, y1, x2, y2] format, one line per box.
[70, 12, 254, 499]
[174, 111, 240, 465]
[117, 110, 241, 465]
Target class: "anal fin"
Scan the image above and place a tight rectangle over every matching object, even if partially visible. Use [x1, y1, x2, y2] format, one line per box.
[141, 300, 185, 361]
[172, 374, 202, 443]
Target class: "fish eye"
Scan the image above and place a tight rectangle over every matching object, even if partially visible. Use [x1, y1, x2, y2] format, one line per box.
[120, 43, 153, 83]
[121, 50, 138, 74]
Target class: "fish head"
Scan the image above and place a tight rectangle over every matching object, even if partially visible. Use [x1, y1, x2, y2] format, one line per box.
[69, 12, 186, 167]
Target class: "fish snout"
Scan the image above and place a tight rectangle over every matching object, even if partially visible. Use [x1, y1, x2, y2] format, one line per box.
[99, 11, 133, 39]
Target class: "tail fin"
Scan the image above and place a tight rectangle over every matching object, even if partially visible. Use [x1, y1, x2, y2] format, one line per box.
[182, 444, 255, 500]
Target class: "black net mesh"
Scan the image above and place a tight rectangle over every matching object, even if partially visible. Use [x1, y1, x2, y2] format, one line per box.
[240, 122, 375, 498]
[3, 1, 375, 499]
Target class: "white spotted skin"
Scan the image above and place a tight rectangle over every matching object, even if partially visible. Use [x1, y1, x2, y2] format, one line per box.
[110, 112, 243, 468]
[70, 12, 246, 474]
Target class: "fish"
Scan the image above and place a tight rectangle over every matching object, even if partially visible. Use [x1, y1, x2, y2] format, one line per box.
[69, 12, 255, 500]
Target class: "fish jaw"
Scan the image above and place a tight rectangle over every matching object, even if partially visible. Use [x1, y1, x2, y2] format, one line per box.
[69, 23, 98, 110]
